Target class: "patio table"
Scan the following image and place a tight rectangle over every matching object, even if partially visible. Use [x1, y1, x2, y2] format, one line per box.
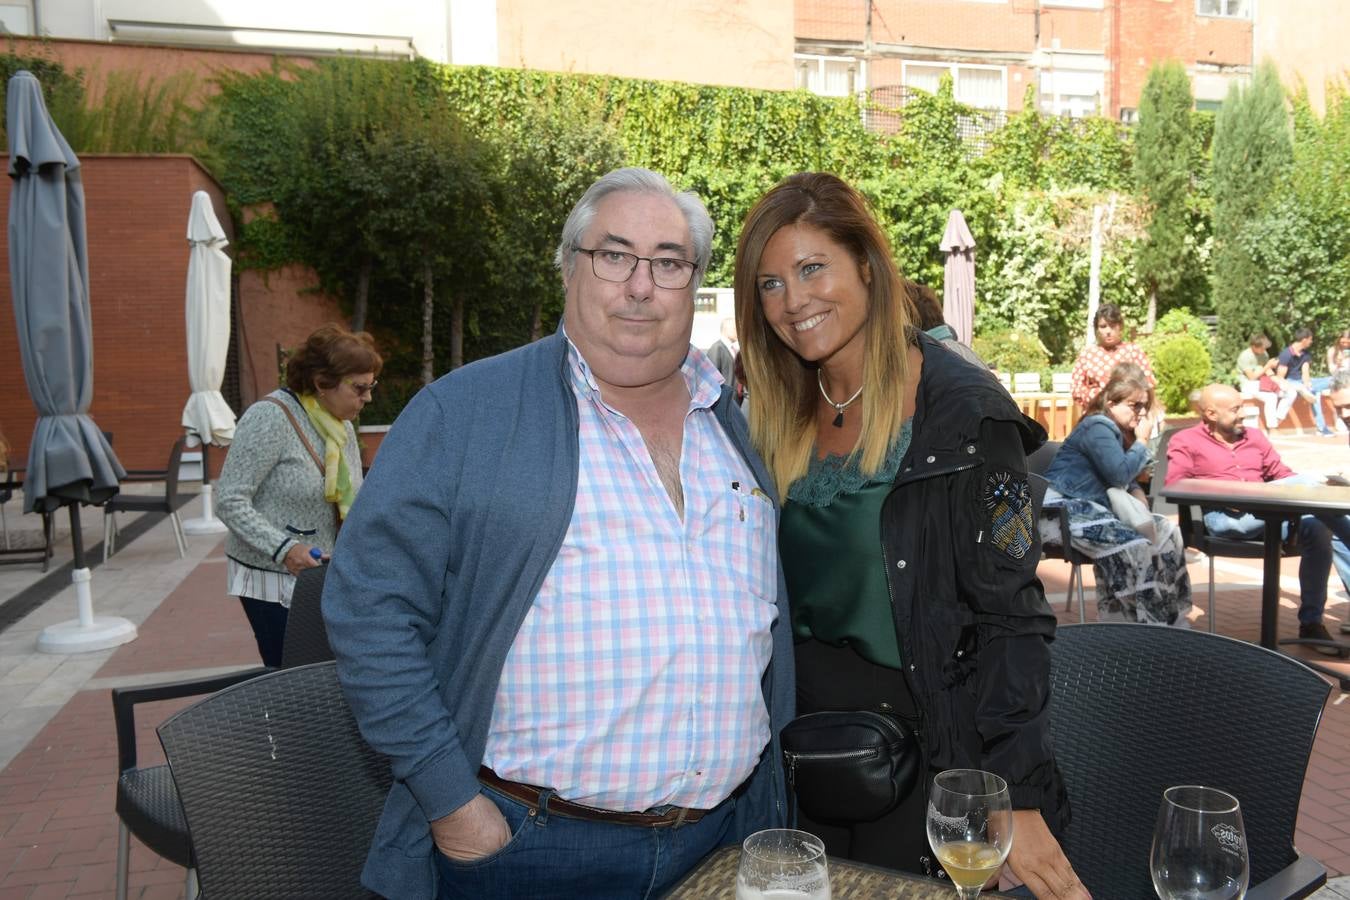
[1160, 477, 1350, 689]
[665, 844, 1013, 898]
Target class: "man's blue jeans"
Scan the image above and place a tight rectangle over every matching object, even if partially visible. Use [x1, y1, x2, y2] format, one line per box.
[435, 783, 736, 899]
[1288, 375, 1331, 431]
[1335, 536, 1350, 598]
[1203, 507, 1350, 624]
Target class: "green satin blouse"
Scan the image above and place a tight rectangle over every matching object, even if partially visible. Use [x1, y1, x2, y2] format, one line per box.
[780, 420, 913, 669]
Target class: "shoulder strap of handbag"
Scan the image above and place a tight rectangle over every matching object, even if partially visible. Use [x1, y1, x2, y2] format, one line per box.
[262, 396, 325, 475]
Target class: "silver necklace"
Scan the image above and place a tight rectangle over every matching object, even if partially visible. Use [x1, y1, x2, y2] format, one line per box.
[817, 370, 864, 428]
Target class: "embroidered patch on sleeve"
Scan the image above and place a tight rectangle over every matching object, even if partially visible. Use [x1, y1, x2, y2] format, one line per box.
[985, 471, 1034, 560]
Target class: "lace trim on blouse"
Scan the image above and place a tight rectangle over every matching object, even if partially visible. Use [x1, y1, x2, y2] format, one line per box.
[787, 419, 914, 509]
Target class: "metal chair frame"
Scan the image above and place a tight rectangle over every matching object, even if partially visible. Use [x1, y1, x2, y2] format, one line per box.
[103, 437, 189, 561]
[1027, 441, 1093, 622]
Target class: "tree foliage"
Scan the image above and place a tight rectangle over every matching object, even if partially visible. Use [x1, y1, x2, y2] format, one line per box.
[1210, 60, 1294, 363]
[10, 47, 1350, 419]
[1135, 61, 1195, 322]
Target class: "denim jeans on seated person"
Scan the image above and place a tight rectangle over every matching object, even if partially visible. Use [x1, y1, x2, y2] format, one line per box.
[1285, 375, 1331, 431]
[1202, 496, 1350, 624]
[435, 782, 735, 900]
[1335, 536, 1350, 598]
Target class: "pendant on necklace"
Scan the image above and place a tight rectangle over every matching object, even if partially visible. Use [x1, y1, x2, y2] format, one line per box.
[832, 410, 845, 428]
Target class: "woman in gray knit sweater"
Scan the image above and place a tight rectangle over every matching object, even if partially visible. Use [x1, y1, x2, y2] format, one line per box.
[216, 324, 381, 666]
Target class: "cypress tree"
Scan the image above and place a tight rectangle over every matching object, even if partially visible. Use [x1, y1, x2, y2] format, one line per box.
[1134, 60, 1193, 328]
[1210, 60, 1293, 363]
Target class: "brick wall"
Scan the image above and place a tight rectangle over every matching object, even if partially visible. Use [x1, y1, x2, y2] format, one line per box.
[1, 155, 340, 476]
[234, 264, 344, 408]
[1116, 0, 1251, 114]
[4, 36, 311, 102]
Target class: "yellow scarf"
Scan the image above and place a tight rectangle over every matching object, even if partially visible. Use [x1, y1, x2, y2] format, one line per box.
[299, 394, 355, 519]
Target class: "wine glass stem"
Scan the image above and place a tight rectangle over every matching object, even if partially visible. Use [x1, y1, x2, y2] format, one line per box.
[955, 887, 982, 900]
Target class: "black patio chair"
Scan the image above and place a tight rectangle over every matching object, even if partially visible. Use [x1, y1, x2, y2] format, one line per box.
[0, 466, 55, 571]
[1049, 623, 1329, 899]
[112, 576, 330, 899]
[112, 666, 267, 900]
[157, 661, 390, 900]
[102, 437, 189, 561]
[1027, 441, 1092, 622]
[282, 564, 335, 668]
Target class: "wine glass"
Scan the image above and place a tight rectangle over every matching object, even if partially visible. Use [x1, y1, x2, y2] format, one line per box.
[926, 769, 1014, 899]
[736, 828, 831, 900]
[1150, 785, 1248, 900]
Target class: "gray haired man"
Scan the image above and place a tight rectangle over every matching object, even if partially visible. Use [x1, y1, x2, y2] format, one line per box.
[324, 167, 792, 899]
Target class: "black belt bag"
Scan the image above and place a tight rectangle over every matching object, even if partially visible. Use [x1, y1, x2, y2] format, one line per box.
[780, 709, 922, 825]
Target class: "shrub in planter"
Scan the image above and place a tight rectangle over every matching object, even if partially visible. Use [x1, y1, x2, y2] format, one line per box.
[971, 330, 1050, 376]
[1149, 333, 1212, 414]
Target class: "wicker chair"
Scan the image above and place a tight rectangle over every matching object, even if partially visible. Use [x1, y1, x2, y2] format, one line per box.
[157, 661, 390, 900]
[1049, 623, 1329, 899]
[112, 573, 333, 898]
[112, 667, 267, 900]
[282, 564, 335, 668]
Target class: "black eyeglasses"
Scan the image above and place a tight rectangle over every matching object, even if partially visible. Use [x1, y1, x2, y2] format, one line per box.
[575, 247, 698, 290]
[1115, 400, 1149, 415]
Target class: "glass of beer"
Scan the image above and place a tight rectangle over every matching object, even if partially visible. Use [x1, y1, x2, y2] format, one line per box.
[926, 769, 1014, 898]
[736, 828, 831, 900]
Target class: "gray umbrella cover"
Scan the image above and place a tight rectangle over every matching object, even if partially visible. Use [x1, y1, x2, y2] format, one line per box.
[7, 70, 124, 514]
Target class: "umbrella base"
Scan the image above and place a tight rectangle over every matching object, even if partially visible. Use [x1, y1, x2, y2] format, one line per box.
[182, 484, 228, 534]
[38, 616, 138, 654]
[182, 517, 227, 535]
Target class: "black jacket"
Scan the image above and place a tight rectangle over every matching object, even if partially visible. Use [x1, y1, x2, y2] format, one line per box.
[883, 332, 1070, 832]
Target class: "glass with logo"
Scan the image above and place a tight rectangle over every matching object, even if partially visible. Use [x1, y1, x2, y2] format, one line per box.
[1150, 785, 1248, 900]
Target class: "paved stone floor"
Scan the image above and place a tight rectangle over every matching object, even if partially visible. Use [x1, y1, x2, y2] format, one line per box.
[0, 430, 1348, 898]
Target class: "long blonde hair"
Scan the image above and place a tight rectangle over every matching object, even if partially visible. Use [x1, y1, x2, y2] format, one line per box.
[733, 173, 912, 496]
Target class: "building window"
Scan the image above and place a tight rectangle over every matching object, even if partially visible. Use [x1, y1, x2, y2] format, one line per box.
[1195, 0, 1250, 18]
[1038, 68, 1104, 118]
[796, 54, 863, 97]
[0, 4, 31, 33]
[902, 63, 1007, 110]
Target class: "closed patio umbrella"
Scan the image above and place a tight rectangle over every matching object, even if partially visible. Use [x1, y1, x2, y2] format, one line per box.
[940, 209, 976, 347]
[7, 70, 136, 652]
[180, 191, 235, 534]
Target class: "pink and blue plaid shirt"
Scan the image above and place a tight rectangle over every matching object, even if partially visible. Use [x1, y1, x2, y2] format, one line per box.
[483, 336, 778, 812]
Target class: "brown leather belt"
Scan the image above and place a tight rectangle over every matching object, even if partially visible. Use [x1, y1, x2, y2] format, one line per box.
[477, 767, 708, 828]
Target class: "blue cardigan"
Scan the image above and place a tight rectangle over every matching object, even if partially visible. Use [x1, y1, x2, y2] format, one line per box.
[1044, 413, 1150, 509]
[323, 330, 793, 899]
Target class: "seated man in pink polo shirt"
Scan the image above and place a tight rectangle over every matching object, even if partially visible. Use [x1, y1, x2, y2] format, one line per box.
[1166, 383, 1350, 652]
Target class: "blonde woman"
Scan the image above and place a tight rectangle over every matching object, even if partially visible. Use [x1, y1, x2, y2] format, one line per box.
[735, 173, 1086, 899]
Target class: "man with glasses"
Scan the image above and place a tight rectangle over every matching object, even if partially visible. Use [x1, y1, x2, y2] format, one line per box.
[1166, 383, 1350, 651]
[324, 168, 790, 900]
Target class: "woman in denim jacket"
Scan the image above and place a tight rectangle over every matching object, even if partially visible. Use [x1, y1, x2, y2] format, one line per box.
[1044, 365, 1192, 625]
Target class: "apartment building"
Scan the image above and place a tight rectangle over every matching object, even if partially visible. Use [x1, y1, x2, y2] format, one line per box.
[795, 0, 1263, 119]
[0, 1, 1338, 111]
